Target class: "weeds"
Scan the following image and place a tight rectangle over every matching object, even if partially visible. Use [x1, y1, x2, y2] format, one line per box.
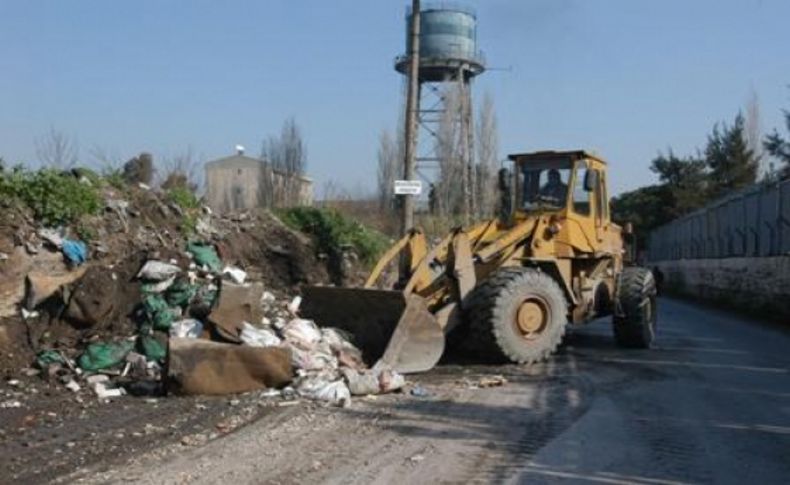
[0, 167, 101, 225]
[278, 207, 390, 265]
[167, 186, 200, 210]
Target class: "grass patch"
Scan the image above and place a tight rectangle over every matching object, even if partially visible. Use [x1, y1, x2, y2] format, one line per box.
[278, 207, 390, 265]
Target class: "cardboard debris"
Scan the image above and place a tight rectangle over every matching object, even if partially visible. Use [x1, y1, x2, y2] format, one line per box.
[167, 337, 292, 395]
[208, 282, 264, 343]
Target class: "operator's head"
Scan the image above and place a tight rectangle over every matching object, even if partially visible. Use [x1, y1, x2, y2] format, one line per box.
[547, 169, 561, 185]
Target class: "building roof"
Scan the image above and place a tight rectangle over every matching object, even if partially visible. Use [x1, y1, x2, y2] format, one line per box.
[204, 154, 264, 170]
[204, 152, 313, 182]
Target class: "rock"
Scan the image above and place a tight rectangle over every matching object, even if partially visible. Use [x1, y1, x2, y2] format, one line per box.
[25, 267, 87, 309]
[0, 247, 67, 318]
[64, 267, 125, 328]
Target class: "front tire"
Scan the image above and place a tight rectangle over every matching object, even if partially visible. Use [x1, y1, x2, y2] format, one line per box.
[613, 267, 657, 348]
[464, 268, 568, 364]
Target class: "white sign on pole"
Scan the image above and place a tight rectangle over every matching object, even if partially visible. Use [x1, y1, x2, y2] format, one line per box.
[394, 180, 422, 195]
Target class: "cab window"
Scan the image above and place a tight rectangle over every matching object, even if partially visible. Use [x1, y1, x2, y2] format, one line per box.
[519, 160, 571, 211]
[598, 170, 608, 221]
[572, 163, 591, 216]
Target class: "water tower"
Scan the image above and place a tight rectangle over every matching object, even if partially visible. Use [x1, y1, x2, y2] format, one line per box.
[395, 3, 485, 217]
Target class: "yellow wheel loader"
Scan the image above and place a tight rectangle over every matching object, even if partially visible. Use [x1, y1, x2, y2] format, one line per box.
[302, 150, 657, 373]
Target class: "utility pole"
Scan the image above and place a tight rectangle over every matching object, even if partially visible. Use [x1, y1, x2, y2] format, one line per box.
[400, 0, 421, 237]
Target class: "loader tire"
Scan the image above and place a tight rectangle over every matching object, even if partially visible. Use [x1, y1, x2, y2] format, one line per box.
[613, 267, 657, 348]
[464, 267, 568, 364]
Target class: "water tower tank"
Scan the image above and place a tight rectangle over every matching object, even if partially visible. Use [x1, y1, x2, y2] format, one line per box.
[395, 3, 485, 82]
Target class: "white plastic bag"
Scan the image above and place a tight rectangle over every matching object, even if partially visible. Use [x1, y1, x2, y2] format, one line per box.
[282, 318, 322, 350]
[290, 346, 337, 371]
[169, 319, 204, 339]
[298, 377, 351, 407]
[222, 266, 247, 284]
[240, 322, 282, 347]
[342, 368, 380, 396]
[137, 261, 181, 281]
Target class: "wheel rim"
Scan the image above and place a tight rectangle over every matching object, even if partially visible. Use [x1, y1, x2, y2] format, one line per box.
[514, 297, 549, 340]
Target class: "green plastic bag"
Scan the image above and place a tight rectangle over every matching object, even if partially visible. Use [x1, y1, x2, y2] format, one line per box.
[166, 280, 198, 307]
[35, 350, 65, 369]
[186, 242, 221, 272]
[78, 341, 135, 371]
[143, 294, 178, 331]
[137, 335, 166, 362]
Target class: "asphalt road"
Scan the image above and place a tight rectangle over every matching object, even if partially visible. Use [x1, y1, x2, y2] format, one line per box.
[75, 298, 790, 485]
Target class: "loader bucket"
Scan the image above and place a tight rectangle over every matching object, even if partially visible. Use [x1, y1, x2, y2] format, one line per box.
[300, 286, 445, 374]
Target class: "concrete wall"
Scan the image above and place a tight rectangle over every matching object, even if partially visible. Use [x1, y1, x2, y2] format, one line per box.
[653, 257, 790, 319]
[649, 178, 790, 260]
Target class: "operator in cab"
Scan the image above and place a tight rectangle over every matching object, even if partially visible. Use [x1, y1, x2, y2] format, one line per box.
[539, 169, 568, 204]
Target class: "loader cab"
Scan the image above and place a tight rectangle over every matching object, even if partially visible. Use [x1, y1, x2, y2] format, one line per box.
[506, 150, 615, 253]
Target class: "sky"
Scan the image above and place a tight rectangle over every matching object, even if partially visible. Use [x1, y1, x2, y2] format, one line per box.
[1, 0, 788, 197]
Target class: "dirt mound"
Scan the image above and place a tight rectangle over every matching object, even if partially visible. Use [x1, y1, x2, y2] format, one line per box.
[0, 182, 352, 377]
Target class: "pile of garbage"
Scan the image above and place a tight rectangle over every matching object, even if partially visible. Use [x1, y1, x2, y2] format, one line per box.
[21, 238, 402, 407]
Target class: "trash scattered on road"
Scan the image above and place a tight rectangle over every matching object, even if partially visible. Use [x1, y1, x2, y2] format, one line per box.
[409, 385, 431, 398]
[297, 378, 351, 407]
[64, 379, 81, 392]
[478, 375, 508, 388]
[408, 453, 426, 463]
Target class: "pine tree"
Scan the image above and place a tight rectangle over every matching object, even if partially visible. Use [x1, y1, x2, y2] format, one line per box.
[764, 108, 790, 179]
[649, 150, 708, 217]
[705, 113, 759, 199]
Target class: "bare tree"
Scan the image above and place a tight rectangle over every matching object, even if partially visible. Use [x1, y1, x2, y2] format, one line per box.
[475, 92, 499, 217]
[89, 145, 124, 174]
[261, 117, 308, 207]
[376, 129, 399, 212]
[435, 84, 465, 216]
[159, 147, 202, 192]
[35, 127, 79, 169]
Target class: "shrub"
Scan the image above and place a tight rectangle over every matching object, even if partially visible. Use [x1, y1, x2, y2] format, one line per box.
[0, 167, 101, 225]
[278, 207, 390, 265]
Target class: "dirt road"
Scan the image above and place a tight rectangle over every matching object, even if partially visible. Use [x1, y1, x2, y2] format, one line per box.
[55, 298, 790, 483]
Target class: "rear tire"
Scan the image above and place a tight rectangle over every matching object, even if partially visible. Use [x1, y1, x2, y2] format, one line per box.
[463, 267, 568, 364]
[613, 267, 657, 348]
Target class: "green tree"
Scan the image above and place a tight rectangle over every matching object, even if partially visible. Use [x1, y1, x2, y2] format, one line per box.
[649, 150, 708, 217]
[611, 184, 674, 249]
[763, 108, 790, 178]
[705, 113, 759, 199]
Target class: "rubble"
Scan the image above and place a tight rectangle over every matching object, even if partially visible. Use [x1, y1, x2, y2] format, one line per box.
[0, 177, 385, 428]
